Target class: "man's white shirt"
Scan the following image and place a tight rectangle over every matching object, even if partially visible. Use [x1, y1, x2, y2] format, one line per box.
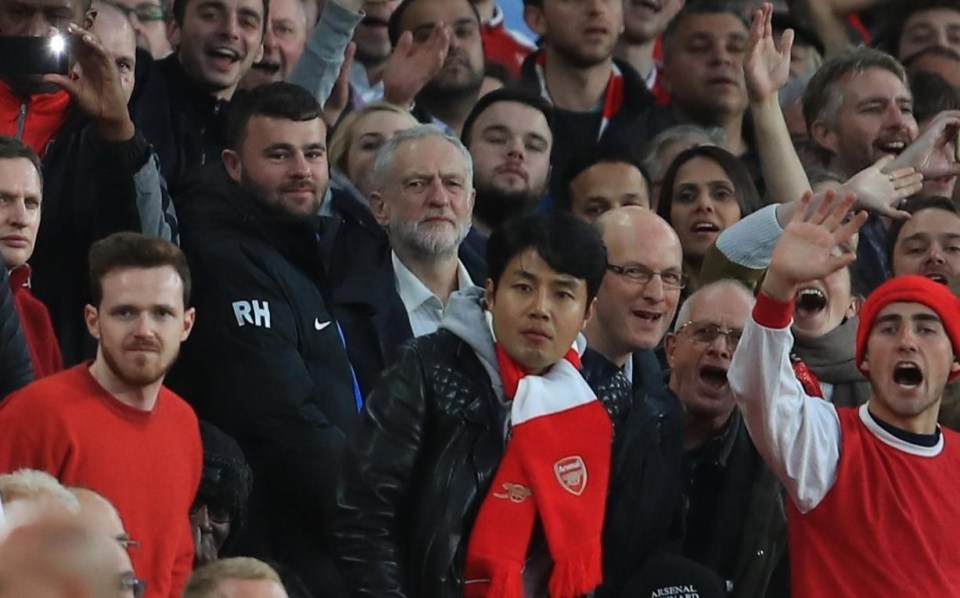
[393, 251, 474, 337]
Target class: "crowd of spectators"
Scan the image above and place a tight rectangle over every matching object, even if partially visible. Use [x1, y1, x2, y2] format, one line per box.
[0, 0, 960, 595]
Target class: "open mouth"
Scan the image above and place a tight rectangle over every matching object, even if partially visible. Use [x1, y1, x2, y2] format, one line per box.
[875, 139, 907, 155]
[631, 309, 663, 323]
[893, 362, 923, 388]
[631, 0, 662, 11]
[207, 47, 240, 65]
[699, 364, 728, 389]
[922, 269, 950, 284]
[691, 222, 720, 234]
[253, 61, 281, 74]
[362, 16, 389, 27]
[795, 288, 827, 317]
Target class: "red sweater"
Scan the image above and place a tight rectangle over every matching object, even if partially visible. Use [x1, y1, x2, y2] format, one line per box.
[0, 364, 202, 598]
[10, 265, 62, 378]
[788, 408, 960, 596]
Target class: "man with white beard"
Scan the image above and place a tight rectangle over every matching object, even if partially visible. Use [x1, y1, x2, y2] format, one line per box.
[369, 125, 478, 337]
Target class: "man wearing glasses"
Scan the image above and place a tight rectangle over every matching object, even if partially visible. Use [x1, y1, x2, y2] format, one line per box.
[583, 206, 686, 596]
[661, 279, 789, 598]
[99, 0, 172, 59]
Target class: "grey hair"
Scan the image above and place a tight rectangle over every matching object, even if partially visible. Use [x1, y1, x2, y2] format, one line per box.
[802, 46, 909, 132]
[640, 124, 727, 182]
[673, 279, 755, 332]
[369, 124, 474, 192]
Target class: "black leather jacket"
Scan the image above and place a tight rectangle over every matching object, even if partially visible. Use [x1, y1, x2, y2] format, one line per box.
[334, 325, 632, 597]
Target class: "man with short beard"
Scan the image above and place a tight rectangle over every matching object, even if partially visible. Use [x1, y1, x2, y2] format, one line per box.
[169, 82, 360, 597]
[458, 89, 553, 281]
[350, 0, 402, 106]
[803, 47, 960, 292]
[0, 231, 202, 598]
[520, 0, 656, 195]
[389, 0, 486, 134]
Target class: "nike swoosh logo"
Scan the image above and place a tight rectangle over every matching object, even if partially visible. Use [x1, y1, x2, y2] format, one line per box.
[315, 319, 332, 331]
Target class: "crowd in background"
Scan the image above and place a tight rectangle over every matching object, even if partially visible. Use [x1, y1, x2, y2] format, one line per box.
[0, 0, 959, 595]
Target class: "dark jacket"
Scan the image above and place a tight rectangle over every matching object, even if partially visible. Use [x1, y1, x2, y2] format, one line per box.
[0, 266, 33, 399]
[592, 351, 685, 597]
[31, 112, 176, 365]
[132, 54, 230, 196]
[169, 165, 359, 597]
[334, 288, 634, 597]
[322, 186, 414, 397]
[459, 227, 488, 284]
[680, 409, 788, 598]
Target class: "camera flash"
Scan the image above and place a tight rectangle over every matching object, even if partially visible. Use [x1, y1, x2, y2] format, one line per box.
[49, 34, 65, 55]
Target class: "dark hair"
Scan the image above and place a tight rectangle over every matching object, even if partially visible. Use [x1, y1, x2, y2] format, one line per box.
[172, 0, 270, 34]
[88, 232, 192, 307]
[910, 71, 960, 125]
[227, 82, 323, 150]
[559, 143, 651, 211]
[460, 87, 555, 148]
[876, 0, 960, 59]
[662, 1, 750, 60]
[487, 212, 607, 303]
[388, 0, 481, 47]
[0, 136, 42, 190]
[196, 421, 253, 554]
[886, 195, 960, 269]
[656, 145, 763, 224]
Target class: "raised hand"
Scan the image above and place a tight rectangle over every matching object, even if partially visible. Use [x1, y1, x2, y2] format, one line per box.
[842, 155, 923, 219]
[383, 25, 449, 107]
[764, 190, 867, 301]
[744, 3, 794, 104]
[45, 23, 134, 141]
[323, 41, 356, 127]
[888, 110, 960, 180]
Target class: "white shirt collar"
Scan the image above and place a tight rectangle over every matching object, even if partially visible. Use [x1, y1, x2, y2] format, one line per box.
[392, 251, 474, 336]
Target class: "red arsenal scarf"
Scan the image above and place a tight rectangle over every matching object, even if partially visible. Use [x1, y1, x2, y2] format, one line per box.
[533, 51, 624, 141]
[463, 340, 613, 597]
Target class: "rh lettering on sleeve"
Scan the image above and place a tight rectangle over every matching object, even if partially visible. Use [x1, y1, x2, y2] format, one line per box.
[232, 300, 271, 329]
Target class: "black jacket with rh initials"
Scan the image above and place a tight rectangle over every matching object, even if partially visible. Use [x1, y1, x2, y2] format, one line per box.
[168, 164, 357, 597]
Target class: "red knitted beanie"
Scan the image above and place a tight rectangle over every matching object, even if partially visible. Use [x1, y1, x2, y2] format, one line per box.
[855, 275, 960, 380]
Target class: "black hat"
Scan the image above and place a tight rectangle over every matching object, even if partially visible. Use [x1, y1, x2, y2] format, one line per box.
[621, 554, 727, 598]
[196, 421, 254, 550]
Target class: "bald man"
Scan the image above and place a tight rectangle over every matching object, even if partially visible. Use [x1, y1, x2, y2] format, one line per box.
[586, 206, 684, 394]
[585, 206, 686, 597]
[90, 2, 138, 104]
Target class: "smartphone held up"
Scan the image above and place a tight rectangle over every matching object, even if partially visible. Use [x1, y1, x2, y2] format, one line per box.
[0, 35, 71, 76]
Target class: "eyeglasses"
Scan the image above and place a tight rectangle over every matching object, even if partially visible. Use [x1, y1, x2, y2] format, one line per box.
[606, 263, 689, 289]
[100, 0, 166, 22]
[119, 572, 147, 598]
[676, 321, 742, 349]
[117, 535, 141, 551]
[191, 503, 233, 525]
